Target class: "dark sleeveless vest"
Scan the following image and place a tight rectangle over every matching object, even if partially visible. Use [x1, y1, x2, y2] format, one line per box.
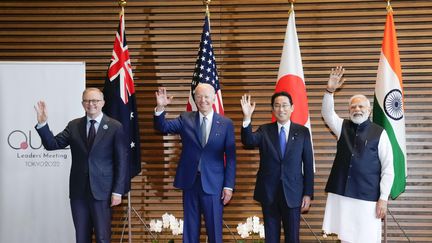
[325, 119, 384, 201]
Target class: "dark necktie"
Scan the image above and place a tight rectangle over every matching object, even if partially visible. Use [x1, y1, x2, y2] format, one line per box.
[200, 116, 207, 147]
[279, 126, 286, 158]
[87, 120, 96, 149]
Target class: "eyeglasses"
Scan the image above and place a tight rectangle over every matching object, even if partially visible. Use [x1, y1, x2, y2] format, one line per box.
[82, 99, 102, 105]
[273, 104, 291, 110]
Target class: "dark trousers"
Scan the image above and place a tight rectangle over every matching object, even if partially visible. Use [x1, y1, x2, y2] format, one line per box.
[182, 175, 223, 243]
[261, 183, 300, 243]
[70, 198, 112, 243]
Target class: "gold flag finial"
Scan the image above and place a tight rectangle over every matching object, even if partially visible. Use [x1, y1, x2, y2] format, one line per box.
[203, 0, 211, 14]
[118, 0, 126, 16]
[288, 0, 295, 14]
[386, 0, 393, 12]
[118, 0, 127, 8]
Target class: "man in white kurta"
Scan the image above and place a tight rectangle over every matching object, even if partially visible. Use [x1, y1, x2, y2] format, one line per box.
[321, 66, 394, 243]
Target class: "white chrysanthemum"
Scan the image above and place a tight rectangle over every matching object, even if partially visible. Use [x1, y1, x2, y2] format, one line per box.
[149, 219, 163, 233]
[172, 227, 181, 236]
[178, 219, 184, 234]
[252, 216, 261, 233]
[252, 216, 260, 224]
[258, 224, 265, 238]
[149, 219, 157, 232]
[161, 213, 172, 229]
[236, 223, 250, 238]
[169, 219, 179, 231]
[168, 214, 178, 229]
[245, 217, 254, 232]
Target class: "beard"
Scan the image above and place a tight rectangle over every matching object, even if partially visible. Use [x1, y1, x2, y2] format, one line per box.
[350, 111, 370, 124]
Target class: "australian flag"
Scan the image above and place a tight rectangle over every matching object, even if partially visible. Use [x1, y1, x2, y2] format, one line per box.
[186, 13, 224, 115]
[103, 13, 141, 183]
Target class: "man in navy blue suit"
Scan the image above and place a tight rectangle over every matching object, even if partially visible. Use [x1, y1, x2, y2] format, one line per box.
[35, 87, 128, 243]
[240, 92, 314, 243]
[154, 83, 236, 243]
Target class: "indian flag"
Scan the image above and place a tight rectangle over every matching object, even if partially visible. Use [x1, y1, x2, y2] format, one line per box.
[373, 9, 407, 199]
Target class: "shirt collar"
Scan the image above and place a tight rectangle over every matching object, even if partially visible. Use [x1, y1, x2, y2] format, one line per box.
[277, 120, 291, 131]
[199, 110, 214, 122]
[87, 113, 103, 124]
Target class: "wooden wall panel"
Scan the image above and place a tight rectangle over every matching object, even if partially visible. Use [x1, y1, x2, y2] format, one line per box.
[1, 0, 431, 242]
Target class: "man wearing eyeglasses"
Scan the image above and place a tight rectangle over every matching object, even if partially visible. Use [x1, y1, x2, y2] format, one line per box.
[34, 87, 128, 243]
[240, 92, 314, 243]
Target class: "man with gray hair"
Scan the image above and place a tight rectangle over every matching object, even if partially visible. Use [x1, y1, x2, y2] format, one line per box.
[154, 83, 236, 243]
[321, 66, 394, 243]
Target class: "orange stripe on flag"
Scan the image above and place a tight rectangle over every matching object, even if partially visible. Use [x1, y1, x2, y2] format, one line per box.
[382, 12, 403, 91]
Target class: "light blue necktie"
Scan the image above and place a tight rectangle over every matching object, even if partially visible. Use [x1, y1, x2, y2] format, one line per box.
[279, 126, 286, 158]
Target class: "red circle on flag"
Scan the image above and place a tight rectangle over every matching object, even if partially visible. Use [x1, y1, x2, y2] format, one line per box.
[274, 74, 309, 125]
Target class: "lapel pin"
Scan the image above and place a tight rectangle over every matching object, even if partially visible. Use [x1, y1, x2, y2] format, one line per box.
[103, 124, 108, 130]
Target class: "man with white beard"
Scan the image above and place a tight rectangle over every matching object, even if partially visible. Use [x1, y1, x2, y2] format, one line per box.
[321, 66, 394, 243]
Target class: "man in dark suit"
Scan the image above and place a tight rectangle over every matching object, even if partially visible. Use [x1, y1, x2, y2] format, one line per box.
[240, 92, 314, 243]
[35, 87, 128, 243]
[153, 83, 236, 243]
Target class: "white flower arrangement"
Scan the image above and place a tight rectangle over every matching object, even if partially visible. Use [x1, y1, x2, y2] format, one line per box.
[149, 219, 163, 233]
[149, 213, 183, 243]
[236, 216, 265, 242]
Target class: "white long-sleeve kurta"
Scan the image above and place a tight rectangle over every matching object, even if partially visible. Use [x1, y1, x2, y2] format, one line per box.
[322, 92, 394, 243]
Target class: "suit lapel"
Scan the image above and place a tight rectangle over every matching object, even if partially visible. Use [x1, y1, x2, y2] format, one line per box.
[206, 113, 220, 147]
[273, 122, 297, 160]
[269, 122, 282, 160]
[79, 116, 88, 147]
[193, 112, 202, 147]
[92, 115, 109, 149]
[284, 123, 296, 158]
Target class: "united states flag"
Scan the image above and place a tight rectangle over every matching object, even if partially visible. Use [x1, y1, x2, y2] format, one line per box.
[186, 13, 224, 115]
[103, 13, 141, 182]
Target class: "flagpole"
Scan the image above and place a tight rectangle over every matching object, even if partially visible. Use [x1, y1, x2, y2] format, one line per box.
[289, 0, 295, 14]
[116, 2, 132, 242]
[286, 1, 319, 241]
[383, 2, 390, 243]
[203, 0, 211, 26]
[119, 0, 126, 16]
[386, 0, 393, 12]
[203, 0, 210, 15]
